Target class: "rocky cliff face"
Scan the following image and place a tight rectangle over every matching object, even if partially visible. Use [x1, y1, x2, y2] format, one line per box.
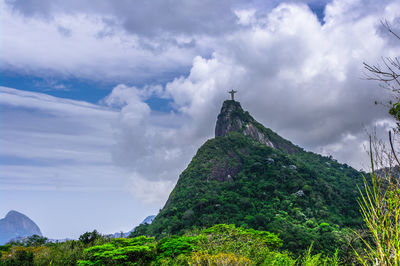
[215, 100, 298, 153]
[0, 210, 42, 244]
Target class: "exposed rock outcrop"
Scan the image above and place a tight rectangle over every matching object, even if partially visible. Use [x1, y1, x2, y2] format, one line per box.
[215, 100, 301, 153]
[215, 100, 274, 148]
[209, 151, 242, 182]
[0, 210, 42, 244]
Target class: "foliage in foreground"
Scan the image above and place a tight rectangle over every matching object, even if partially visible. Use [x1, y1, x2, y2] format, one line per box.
[359, 20, 400, 265]
[355, 171, 400, 265]
[79, 224, 340, 265]
[0, 224, 341, 265]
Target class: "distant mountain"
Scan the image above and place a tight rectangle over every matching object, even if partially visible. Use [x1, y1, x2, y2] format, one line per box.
[140, 215, 156, 225]
[0, 210, 42, 245]
[110, 215, 156, 238]
[133, 100, 364, 254]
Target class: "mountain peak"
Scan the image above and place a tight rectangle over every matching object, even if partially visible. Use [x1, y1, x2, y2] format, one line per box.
[0, 210, 42, 244]
[134, 99, 364, 254]
[215, 100, 256, 137]
[6, 210, 25, 218]
[214, 100, 273, 148]
[215, 100, 301, 153]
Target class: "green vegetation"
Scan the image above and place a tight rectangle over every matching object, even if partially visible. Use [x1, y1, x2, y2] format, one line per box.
[78, 236, 156, 265]
[355, 167, 400, 265]
[5, 88, 395, 264]
[0, 231, 110, 265]
[134, 128, 363, 255]
[0, 224, 341, 265]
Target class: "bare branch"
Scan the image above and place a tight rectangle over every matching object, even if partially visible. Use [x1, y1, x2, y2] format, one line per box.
[382, 19, 400, 40]
[363, 21, 400, 94]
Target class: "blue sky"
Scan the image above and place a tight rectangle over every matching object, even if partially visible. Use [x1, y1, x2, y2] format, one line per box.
[0, 72, 176, 111]
[1, 0, 399, 239]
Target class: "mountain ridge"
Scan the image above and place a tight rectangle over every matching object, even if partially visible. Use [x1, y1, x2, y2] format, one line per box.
[134, 100, 363, 254]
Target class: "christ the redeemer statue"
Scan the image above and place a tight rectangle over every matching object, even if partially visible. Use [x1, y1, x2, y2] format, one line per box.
[229, 89, 237, 101]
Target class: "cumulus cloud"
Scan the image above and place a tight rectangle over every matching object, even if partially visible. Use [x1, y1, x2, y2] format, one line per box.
[102, 84, 203, 182]
[2, 0, 400, 206]
[1, 0, 336, 83]
[9, 0, 400, 239]
[0, 0, 201, 83]
[154, 0, 400, 169]
[6, 0, 241, 36]
[128, 173, 176, 204]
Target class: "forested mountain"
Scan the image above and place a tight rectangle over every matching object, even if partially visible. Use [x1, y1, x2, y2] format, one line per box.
[134, 100, 364, 254]
[0, 101, 370, 264]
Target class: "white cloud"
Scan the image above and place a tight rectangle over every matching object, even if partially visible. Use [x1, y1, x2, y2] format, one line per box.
[0, 1, 200, 83]
[102, 85, 203, 183]
[0, 87, 122, 190]
[128, 173, 176, 204]
[235, 9, 257, 25]
[157, 1, 400, 169]
[0, 87, 113, 116]
[0, 0, 339, 84]
[0, 86, 200, 204]
[8, 0, 400, 239]
[2, 0, 400, 204]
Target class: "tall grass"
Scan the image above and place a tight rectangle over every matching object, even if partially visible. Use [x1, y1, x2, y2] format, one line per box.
[355, 140, 400, 265]
[299, 244, 339, 266]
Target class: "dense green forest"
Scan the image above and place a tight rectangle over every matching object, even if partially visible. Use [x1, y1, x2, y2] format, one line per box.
[0, 224, 345, 265]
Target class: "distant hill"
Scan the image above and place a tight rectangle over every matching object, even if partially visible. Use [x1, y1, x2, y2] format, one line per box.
[133, 100, 364, 254]
[0, 210, 42, 245]
[140, 215, 156, 225]
[110, 215, 156, 238]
